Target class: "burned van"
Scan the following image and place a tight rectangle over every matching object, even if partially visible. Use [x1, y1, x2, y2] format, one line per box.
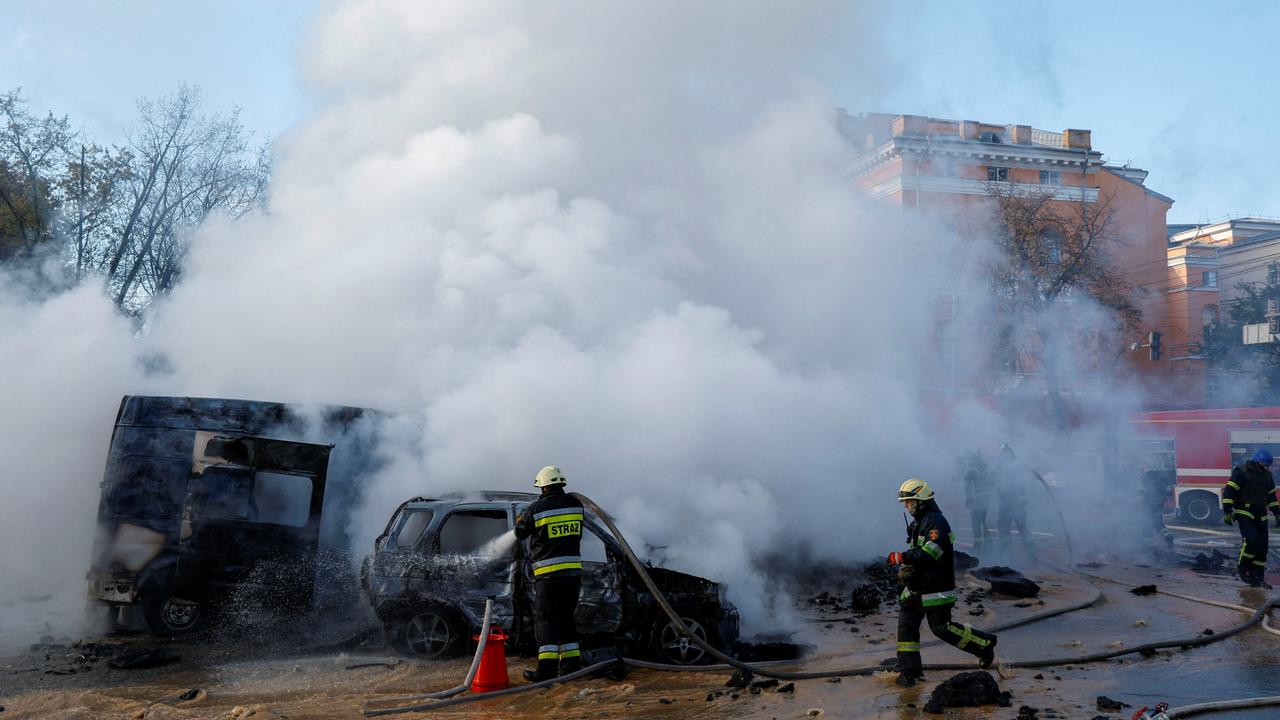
[87, 396, 380, 634]
[363, 492, 740, 665]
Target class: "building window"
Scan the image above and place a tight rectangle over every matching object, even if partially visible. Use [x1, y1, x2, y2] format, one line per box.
[1041, 230, 1063, 264]
[987, 166, 1009, 182]
[939, 158, 958, 178]
[1269, 262, 1279, 286]
[1202, 271, 1218, 288]
[1039, 170, 1061, 185]
[1202, 305, 1219, 329]
[1206, 372, 1222, 405]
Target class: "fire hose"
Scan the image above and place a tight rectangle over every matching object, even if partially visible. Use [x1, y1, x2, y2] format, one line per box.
[1163, 695, 1280, 718]
[362, 599, 495, 714]
[360, 492, 1280, 715]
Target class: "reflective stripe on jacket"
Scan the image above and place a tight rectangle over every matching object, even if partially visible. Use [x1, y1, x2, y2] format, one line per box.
[1224, 461, 1279, 517]
[515, 487, 584, 576]
[902, 502, 957, 603]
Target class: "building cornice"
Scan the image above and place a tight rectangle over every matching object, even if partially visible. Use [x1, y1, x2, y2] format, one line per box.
[842, 136, 1103, 179]
[1167, 256, 1221, 268]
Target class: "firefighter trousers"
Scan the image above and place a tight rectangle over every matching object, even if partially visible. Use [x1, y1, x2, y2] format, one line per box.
[532, 572, 582, 678]
[896, 593, 995, 676]
[969, 507, 990, 546]
[1236, 513, 1269, 585]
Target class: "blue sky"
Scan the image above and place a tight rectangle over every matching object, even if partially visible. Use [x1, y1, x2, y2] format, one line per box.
[0, 0, 315, 149]
[842, 1, 1280, 223]
[2, 1, 1276, 223]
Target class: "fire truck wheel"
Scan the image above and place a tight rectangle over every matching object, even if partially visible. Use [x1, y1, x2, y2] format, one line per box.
[1180, 491, 1221, 525]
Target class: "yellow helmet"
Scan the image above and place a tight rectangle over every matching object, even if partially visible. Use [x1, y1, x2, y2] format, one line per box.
[534, 465, 567, 488]
[897, 478, 934, 502]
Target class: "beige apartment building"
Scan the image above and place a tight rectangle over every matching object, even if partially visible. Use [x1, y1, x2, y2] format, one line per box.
[839, 112, 1199, 411]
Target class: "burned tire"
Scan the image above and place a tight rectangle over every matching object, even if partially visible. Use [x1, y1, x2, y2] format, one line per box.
[390, 605, 466, 659]
[1180, 491, 1221, 525]
[651, 615, 712, 666]
[142, 593, 204, 635]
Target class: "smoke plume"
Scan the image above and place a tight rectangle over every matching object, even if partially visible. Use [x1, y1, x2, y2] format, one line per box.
[0, 1, 1152, 648]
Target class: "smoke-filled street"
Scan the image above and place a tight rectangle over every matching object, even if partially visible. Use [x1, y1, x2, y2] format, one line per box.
[6, 1, 1280, 718]
[5, 523, 1280, 719]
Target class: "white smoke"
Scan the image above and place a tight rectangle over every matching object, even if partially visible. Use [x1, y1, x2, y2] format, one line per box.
[0, 281, 153, 647]
[141, 1, 938, 634]
[0, 0, 1154, 648]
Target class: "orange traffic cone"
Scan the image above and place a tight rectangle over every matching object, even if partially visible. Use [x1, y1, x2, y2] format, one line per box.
[471, 627, 510, 693]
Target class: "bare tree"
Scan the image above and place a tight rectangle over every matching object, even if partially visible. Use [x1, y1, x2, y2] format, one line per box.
[56, 143, 132, 281]
[979, 183, 1139, 423]
[99, 85, 268, 312]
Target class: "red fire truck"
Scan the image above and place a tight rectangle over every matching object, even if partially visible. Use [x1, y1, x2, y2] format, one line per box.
[1130, 406, 1280, 524]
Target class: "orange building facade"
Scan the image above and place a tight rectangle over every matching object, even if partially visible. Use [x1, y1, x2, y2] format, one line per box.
[838, 112, 1204, 411]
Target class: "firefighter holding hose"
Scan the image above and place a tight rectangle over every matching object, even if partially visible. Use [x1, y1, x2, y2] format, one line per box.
[888, 478, 997, 687]
[1223, 449, 1280, 589]
[515, 465, 585, 681]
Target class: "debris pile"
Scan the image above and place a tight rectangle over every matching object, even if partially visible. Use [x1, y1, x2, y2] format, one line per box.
[922, 671, 1013, 714]
[972, 566, 1040, 598]
[1096, 695, 1129, 711]
[862, 562, 903, 603]
[107, 649, 180, 670]
[954, 551, 980, 570]
[708, 671, 797, 702]
[1189, 549, 1233, 575]
[849, 583, 882, 613]
[964, 587, 990, 616]
[1129, 585, 1157, 596]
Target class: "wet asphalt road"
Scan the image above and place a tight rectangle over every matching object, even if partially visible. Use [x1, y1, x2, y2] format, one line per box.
[4, 521, 1280, 719]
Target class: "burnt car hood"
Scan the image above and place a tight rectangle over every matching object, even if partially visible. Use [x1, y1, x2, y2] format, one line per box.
[644, 565, 720, 594]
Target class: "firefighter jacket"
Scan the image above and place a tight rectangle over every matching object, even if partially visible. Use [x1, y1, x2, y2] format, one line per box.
[901, 500, 958, 607]
[515, 486, 584, 577]
[1223, 460, 1280, 520]
[963, 460, 993, 510]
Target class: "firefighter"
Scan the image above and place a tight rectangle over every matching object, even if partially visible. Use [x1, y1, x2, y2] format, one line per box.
[887, 478, 997, 688]
[514, 465, 585, 681]
[962, 450, 993, 549]
[995, 443, 1034, 559]
[1223, 450, 1280, 589]
[1139, 464, 1174, 549]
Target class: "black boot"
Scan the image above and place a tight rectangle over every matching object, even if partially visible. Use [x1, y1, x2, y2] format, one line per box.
[559, 656, 583, 676]
[523, 659, 559, 683]
[895, 670, 923, 688]
[978, 635, 998, 669]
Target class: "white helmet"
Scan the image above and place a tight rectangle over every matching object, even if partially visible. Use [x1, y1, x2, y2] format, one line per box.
[534, 465, 567, 488]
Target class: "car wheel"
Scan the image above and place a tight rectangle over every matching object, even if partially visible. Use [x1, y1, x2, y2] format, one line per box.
[399, 606, 466, 659]
[651, 615, 711, 665]
[142, 593, 203, 635]
[1181, 492, 1220, 525]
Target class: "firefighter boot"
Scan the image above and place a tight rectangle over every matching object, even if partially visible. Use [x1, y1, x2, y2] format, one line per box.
[523, 659, 559, 683]
[978, 635, 998, 669]
[559, 656, 583, 676]
[895, 670, 923, 688]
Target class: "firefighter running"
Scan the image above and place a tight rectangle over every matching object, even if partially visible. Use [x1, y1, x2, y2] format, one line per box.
[515, 465, 585, 681]
[1222, 450, 1280, 589]
[888, 478, 997, 688]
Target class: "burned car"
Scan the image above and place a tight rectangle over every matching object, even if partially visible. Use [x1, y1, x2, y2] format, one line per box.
[363, 491, 739, 665]
[87, 395, 381, 634]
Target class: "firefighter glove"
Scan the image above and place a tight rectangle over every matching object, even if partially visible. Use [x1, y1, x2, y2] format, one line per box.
[887, 551, 904, 565]
[897, 564, 914, 583]
[1223, 511, 1235, 525]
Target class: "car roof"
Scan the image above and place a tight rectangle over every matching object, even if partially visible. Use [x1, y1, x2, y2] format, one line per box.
[401, 490, 538, 508]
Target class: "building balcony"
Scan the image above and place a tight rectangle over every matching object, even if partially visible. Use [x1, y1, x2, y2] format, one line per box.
[865, 175, 1100, 203]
